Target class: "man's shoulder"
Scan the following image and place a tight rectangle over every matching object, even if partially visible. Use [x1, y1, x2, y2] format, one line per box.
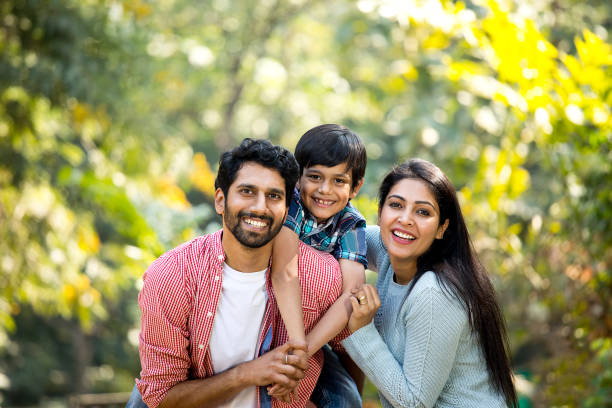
[297, 242, 340, 274]
[148, 230, 222, 276]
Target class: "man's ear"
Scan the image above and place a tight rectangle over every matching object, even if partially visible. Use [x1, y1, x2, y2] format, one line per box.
[349, 178, 364, 199]
[214, 188, 225, 215]
[436, 219, 449, 239]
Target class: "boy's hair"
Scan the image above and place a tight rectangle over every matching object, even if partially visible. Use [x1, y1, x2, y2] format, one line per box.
[294, 124, 366, 190]
[215, 138, 299, 206]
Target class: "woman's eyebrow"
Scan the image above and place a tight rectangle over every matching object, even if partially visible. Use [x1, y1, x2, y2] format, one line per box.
[415, 200, 436, 209]
[387, 194, 406, 202]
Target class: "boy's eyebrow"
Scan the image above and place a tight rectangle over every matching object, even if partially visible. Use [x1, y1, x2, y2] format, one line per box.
[305, 168, 351, 178]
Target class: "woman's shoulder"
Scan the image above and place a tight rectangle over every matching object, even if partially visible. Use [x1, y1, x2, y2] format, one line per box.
[409, 272, 466, 312]
[365, 226, 385, 254]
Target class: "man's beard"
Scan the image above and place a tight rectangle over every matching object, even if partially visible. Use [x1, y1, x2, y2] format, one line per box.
[224, 205, 282, 248]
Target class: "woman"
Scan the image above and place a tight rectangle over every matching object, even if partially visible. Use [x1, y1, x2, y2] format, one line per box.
[342, 159, 517, 407]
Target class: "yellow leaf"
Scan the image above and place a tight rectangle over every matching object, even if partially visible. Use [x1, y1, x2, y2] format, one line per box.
[77, 226, 101, 254]
[190, 153, 216, 197]
[157, 178, 190, 210]
[509, 167, 530, 198]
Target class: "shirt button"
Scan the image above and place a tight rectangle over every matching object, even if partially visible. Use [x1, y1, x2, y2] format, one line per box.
[198, 344, 205, 350]
[207, 312, 213, 317]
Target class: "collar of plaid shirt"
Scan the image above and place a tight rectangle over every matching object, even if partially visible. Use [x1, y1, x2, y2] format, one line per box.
[137, 229, 346, 408]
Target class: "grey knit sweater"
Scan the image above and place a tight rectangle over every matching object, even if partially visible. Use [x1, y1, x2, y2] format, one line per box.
[342, 226, 507, 408]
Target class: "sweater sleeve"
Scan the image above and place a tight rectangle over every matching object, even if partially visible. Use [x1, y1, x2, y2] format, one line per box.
[342, 286, 467, 408]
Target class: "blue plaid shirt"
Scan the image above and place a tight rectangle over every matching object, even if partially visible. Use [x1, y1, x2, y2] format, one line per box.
[284, 188, 368, 268]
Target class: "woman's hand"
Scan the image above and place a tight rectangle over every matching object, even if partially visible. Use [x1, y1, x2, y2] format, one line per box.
[348, 284, 381, 333]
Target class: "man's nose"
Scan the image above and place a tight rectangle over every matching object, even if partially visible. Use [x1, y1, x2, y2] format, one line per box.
[251, 192, 268, 212]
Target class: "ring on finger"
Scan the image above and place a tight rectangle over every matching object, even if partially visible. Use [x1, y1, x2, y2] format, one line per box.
[285, 353, 289, 365]
[358, 295, 367, 305]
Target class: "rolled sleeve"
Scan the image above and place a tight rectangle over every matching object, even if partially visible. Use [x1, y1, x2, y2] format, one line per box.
[137, 253, 191, 408]
[332, 224, 368, 269]
[283, 188, 303, 235]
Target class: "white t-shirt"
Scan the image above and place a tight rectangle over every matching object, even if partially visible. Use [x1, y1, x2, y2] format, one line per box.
[209, 263, 268, 408]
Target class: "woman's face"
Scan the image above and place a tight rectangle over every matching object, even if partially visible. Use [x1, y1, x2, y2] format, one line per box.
[378, 178, 449, 268]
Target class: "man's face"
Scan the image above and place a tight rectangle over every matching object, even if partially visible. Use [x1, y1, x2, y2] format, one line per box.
[215, 162, 288, 248]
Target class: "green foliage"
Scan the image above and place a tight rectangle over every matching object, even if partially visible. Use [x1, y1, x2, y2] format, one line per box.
[0, 0, 610, 406]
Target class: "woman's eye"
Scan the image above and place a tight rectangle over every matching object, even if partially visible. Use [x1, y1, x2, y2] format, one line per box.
[388, 202, 402, 208]
[417, 208, 431, 216]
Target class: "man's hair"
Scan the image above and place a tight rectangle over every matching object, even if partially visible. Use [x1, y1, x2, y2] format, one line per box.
[294, 124, 367, 190]
[214, 138, 299, 206]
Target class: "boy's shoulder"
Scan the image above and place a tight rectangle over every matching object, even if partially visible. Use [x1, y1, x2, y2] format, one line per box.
[334, 200, 366, 232]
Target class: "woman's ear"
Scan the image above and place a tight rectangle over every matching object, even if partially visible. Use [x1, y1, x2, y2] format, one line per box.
[436, 219, 449, 239]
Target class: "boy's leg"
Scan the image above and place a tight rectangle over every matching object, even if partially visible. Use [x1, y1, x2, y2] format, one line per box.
[126, 384, 149, 408]
[310, 345, 362, 408]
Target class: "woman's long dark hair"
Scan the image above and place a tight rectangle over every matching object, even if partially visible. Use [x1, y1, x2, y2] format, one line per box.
[378, 159, 518, 408]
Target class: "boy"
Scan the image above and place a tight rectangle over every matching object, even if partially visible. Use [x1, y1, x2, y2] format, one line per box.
[270, 124, 367, 406]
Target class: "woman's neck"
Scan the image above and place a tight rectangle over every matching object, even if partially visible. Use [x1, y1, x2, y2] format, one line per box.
[390, 256, 417, 285]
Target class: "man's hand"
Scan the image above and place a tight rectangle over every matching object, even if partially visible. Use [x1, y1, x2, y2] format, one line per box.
[265, 341, 309, 401]
[245, 340, 309, 390]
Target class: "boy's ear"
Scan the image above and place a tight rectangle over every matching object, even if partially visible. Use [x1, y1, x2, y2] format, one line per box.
[214, 188, 225, 215]
[349, 178, 364, 199]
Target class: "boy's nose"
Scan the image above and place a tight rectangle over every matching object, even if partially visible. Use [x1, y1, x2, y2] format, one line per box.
[318, 180, 332, 194]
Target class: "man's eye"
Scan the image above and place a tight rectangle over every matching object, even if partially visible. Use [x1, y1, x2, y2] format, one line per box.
[268, 193, 281, 200]
[240, 188, 253, 194]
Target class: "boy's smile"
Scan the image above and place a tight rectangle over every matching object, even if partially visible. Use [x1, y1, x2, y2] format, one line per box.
[299, 162, 362, 224]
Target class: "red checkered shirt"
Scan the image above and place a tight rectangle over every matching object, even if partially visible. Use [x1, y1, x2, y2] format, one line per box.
[136, 229, 349, 408]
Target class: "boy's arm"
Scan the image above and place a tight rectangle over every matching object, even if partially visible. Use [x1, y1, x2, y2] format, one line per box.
[158, 341, 308, 408]
[304, 259, 365, 355]
[271, 226, 306, 345]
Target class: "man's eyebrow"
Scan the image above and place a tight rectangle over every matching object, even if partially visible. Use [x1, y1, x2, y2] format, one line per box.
[268, 188, 285, 196]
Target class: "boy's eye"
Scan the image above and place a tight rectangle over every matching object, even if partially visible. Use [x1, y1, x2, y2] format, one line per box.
[334, 178, 348, 184]
[307, 174, 320, 180]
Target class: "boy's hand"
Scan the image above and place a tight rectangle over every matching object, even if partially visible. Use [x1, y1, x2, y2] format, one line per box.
[266, 341, 309, 399]
[348, 284, 380, 333]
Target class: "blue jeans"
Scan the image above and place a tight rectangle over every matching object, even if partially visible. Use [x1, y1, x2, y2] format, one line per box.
[126, 384, 148, 408]
[310, 345, 361, 408]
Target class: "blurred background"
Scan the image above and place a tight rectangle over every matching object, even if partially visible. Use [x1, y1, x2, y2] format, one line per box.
[0, 0, 610, 406]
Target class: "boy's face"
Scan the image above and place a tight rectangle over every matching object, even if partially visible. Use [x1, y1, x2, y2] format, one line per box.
[298, 162, 363, 224]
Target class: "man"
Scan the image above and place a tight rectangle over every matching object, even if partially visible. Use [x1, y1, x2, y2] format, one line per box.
[127, 138, 348, 408]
